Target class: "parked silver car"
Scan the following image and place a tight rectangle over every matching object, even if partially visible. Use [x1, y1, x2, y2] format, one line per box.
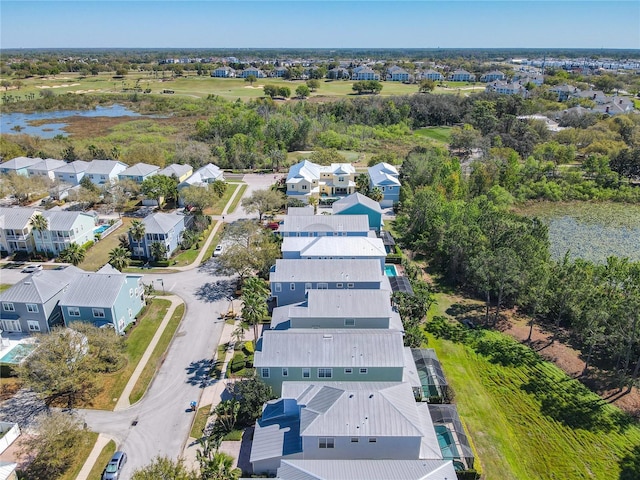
[102, 451, 127, 480]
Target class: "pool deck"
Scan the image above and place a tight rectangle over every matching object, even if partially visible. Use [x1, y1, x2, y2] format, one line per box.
[0, 333, 37, 364]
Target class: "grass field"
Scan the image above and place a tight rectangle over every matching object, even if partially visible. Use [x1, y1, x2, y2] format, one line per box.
[89, 299, 171, 410]
[191, 404, 212, 438]
[414, 126, 452, 143]
[205, 182, 243, 216]
[129, 303, 185, 404]
[78, 218, 132, 272]
[225, 184, 247, 214]
[58, 431, 99, 480]
[428, 294, 640, 480]
[87, 440, 116, 480]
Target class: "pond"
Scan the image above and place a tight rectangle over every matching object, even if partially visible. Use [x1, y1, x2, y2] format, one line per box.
[0, 104, 145, 138]
[518, 202, 640, 263]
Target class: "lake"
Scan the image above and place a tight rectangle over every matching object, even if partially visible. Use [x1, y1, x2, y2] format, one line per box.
[0, 104, 144, 138]
[518, 202, 640, 263]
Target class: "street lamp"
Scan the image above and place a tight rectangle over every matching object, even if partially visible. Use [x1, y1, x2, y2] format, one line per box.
[156, 278, 165, 295]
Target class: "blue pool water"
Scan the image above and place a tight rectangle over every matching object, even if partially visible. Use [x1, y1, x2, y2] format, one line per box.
[94, 225, 109, 234]
[435, 425, 460, 459]
[384, 265, 397, 277]
[0, 344, 37, 364]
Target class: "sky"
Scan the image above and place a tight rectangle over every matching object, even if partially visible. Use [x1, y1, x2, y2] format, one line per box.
[1, 1, 639, 50]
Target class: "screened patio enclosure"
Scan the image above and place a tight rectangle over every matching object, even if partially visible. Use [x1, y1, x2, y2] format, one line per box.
[429, 404, 475, 471]
[411, 348, 452, 403]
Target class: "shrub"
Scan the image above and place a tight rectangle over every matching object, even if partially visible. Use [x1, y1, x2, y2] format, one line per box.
[243, 341, 255, 354]
[230, 353, 246, 373]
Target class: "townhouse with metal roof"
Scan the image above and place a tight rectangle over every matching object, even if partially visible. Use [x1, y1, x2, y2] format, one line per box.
[254, 329, 406, 392]
[286, 160, 357, 201]
[447, 69, 476, 82]
[274, 459, 457, 480]
[0, 157, 41, 176]
[0, 207, 38, 254]
[418, 69, 444, 81]
[480, 70, 506, 82]
[27, 158, 66, 181]
[352, 66, 380, 81]
[269, 258, 389, 306]
[157, 163, 193, 183]
[117, 162, 159, 183]
[177, 163, 225, 204]
[53, 160, 90, 186]
[84, 160, 128, 186]
[368, 162, 401, 207]
[211, 66, 236, 78]
[251, 382, 444, 474]
[281, 235, 386, 269]
[0, 266, 83, 334]
[59, 267, 144, 335]
[33, 210, 96, 255]
[269, 289, 400, 331]
[332, 193, 383, 231]
[128, 212, 187, 260]
[277, 214, 370, 238]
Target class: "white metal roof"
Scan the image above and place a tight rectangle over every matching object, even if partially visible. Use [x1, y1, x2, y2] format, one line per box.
[270, 259, 384, 283]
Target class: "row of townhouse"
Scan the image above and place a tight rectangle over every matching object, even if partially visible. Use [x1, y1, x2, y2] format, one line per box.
[0, 264, 145, 336]
[246, 206, 472, 479]
[285, 160, 400, 208]
[0, 207, 97, 256]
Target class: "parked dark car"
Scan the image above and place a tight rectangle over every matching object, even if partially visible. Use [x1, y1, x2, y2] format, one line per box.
[102, 451, 127, 480]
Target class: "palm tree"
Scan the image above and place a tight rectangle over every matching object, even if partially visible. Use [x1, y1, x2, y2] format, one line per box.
[30, 213, 48, 233]
[108, 246, 131, 271]
[368, 187, 384, 203]
[198, 451, 240, 480]
[240, 277, 270, 342]
[307, 196, 318, 214]
[150, 241, 168, 261]
[231, 326, 245, 346]
[59, 243, 85, 266]
[128, 220, 146, 258]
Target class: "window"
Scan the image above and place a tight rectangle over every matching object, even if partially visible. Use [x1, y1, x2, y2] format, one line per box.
[369, 437, 377, 443]
[2, 303, 15, 312]
[92, 308, 105, 318]
[302, 368, 310, 378]
[261, 368, 270, 378]
[27, 321, 40, 332]
[318, 368, 333, 378]
[336, 283, 343, 288]
[305, 283, 312, 290]
[318, 283, 328, 290]
[290, 283, 296, 291]
[351, 437, 359, 443]
[347, 283, 354, 288]
[26, 304, 39, 313]
[359, 368, 368, 375]
[275, 283, 282, 292]
[68, 307, 80, 317]
[319, 437, 335, 449]
[344, 368, 353, 374]
[282, 368, 289, 377]
[129, 288, 133, 297]
[301, 185, 307, 190]
[344, 319, 355, 327]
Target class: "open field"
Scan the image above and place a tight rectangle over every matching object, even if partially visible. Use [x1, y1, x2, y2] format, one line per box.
[428, 293, 640, 480]
[0, 72, 485, 102]
[414, 126, 452, 143]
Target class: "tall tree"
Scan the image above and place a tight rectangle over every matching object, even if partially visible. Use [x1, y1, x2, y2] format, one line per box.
[128, 220, 146, 258]
[241, 277, 270, 342]
[150, 241, 168, 260]
[59, 243, 86, 266]
[141, 175, 178, 209]
[131, 456, 198, 480]
[241, 188, 285, 221]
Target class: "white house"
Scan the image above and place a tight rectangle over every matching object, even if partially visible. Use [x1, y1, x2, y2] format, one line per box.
[27, 158, 66, 181]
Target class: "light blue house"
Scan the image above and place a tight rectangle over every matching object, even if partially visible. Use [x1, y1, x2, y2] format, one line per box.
[0, 157, 41, 176]
[368, 163, 401, 208]
[281, 236, 387, 270]
[269, 259, 389, 306]
[84, 160, 128, 186]
[33, 210, 97, 256]
[27, 158, 66, 181]
[277, 215, 370, 238]
[118, 163, 159, 183]
[0, 207, 38, 255]
[53, 160, 90, 186]
[241, 67, 266, 78]
[129, 212, 186, 260]
[59, 265, 145, 335]
[332, 193, 383, 231]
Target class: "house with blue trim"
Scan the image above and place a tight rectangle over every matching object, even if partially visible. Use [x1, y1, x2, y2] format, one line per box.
[277, 215, 370, 238]
[332, 193, 383, 231]
[281, 236, 387, 270]
[33, 210, 96, 256]
[85, 160, 128, 186]
[27, 158, 66, 181]
[419, 69, 444, 81]
[59, 265, 145, 335]
[118, 163, 159, 184]
[211, 66, 236, 78]
[53, 161, 90, 186]
[241, 67, 266, 78]
[0, 157, 41, 176]
[129, 212, 186, 260]
[368, 163, 401, 208]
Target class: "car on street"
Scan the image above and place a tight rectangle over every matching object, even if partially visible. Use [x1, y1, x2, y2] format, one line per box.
[213, 244, 224, 257]
[21, 264, 43, 274]
[102, 451, 127, 480]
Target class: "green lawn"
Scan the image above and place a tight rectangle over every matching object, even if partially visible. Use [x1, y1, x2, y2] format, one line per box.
[205, 182, 244, 216]
[129, 303, 185, 404]
[79, 218, 132, 272]
[89, 299, 171, 409]
[191, 404, 212, 438]
[0, 284, 11, 293]
[87, 440, 116, 480]
[58, 431, 99, 480]
[425, 306, 640, 479]
[414, 126, 452, 143]
[225, 184, 247, 214]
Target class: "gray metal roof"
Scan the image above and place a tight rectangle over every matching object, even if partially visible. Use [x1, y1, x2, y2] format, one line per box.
[180, 163, 223, 186]
[368, 162, 401, 187]
[289, 289, 392, 319]
[54, 161, 90, 174]
[286, 382, 427, 438]
[251, 400, 302, 463]
[0, 207, 37, 230]
[287, 206, 315, 216]
[119, 163, 159, 177]
[278, 215, 369, 234]
[142, 212, 184, 234]
[282, 236, 386, 258]
[85, 160, 128, 175]
[332, 193, 382, 214]
[59, 271, 140, 308]
[158, 163, 193, 178]
[270, 259, 383, 283]
[0, 267, 83, 304]
[1, 157, 41, 170]
[28, 158, 66, 172]
[276, 459, 458, 480]
[42, 210, 94, 231]
[254, 329, 404, 368]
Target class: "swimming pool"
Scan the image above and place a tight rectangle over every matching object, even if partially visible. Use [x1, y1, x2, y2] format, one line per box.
[384, 264, 398, 277]
[435, 425, 460, 459]
[94, 225, 110, 234]
[0, 343, 37, 364]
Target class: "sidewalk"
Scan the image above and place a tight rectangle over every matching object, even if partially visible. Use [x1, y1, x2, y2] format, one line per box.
[181, 312, 243, 469]
[75, 433, 113, 480]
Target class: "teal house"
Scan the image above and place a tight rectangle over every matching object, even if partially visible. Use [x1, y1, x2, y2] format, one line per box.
[59, 265, 145, 335]
[332, 193, 383, 232]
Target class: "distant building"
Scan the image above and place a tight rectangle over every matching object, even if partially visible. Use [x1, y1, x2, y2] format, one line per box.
[0, 157, 41, 176]
[27, 158, 66, 181]
[480, 70, 506, 82]
[211, 66, 236, 78]
[447, 70, 476, 82]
